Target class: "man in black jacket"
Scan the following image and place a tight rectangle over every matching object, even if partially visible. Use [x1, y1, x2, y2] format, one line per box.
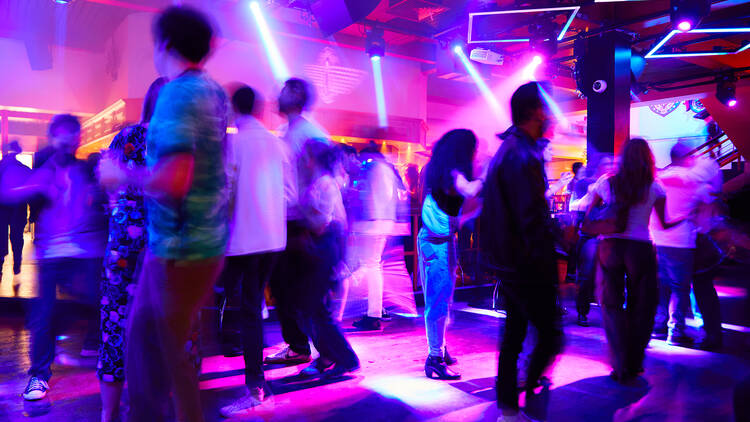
[480, 82, 563, 421]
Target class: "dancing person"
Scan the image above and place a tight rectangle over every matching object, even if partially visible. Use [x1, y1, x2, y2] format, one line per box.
[587, 138, 683, 383]
[538, 139, 573, 199]
[571, 156, 615, 327]
[480, 82, 563, 421]
[2, 115, 107, 401]
[99, 7, 229, 422]
[0, 140, 31, 294]
[293, 139, 360, 378]
[650, 141, 711, 346]
[218, 86, 287, 418]
[350, 145, 398, 331]
[264, 78, 328, 366]
[419, 129, 483, 381]
[97, 77, 166, 422]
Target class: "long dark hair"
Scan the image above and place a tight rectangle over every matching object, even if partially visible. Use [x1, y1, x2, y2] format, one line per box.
[611, 138, 655, 207]
[424, 129, 477, 194]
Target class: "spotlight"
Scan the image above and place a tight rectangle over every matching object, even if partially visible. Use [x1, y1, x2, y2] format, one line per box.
[366, 28, 386, 59]
[522, 55, 544, 81]
[453, 47, 503, 120]
[370, 49, 388, 127]
[716, 74, 737, 107]
[53, 0, 73, 3]
[529, 21, 558, 57]
[670, 0, 711, 32]
[250, 0, 290, 83]
[532, 55, 543, 66]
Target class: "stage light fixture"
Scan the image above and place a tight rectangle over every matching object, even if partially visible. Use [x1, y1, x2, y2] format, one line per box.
[53, 0, 73, 4]
[366, 28, 386, 59]
[670, 0, 711, 32]
[250, 1, 290, 83]
[529, 21, 558, 58]
[453, 47, 503, 120]
[522, 55, 544, 81]
[716, 75, 737, 107]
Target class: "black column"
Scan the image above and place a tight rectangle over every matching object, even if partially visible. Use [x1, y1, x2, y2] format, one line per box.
[580, 32, 632, 165]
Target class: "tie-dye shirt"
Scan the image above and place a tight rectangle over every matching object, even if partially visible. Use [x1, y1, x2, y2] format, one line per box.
[146, 70, 229, 260]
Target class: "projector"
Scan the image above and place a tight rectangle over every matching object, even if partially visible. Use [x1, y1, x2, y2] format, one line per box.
[469, 48, 503, 65]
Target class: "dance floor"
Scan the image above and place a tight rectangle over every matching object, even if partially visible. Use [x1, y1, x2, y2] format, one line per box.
[1, 258, 749, 422]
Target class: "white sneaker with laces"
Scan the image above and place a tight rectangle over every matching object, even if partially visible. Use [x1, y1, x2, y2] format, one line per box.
[23, 377, 49, 401]
[263, 346, 311, 365]
[220, 387, 269, 418]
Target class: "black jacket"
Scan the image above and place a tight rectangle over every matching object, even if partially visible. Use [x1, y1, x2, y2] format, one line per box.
[479, 126, 558, 283]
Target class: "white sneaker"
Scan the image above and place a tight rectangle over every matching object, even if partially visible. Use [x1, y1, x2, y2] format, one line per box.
[220, 387, 268, 418]
[22, 377, 49, 401]
[263, 346, 311, 365]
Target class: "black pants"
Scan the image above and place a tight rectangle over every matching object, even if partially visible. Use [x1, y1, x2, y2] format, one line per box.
[0, 204, 26, 274]
[269, 221, 312, 356]
[217, 252, 278, 388]
[575, 235, 598, 317]
[597, 238, 658, 375]
[693, 233, 723, 342]
[497, 281, 563, 410]
[293, 223, 358, 368]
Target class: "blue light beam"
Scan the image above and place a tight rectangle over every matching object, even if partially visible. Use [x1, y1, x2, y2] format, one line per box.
[538, 84, 569, 129]
[371, 56, 388, 128]
[250, 1, 290, 83]
[454, 47, 504, 120]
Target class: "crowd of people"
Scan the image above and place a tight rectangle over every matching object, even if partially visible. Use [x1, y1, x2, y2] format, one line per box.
[0, 5, 733, 422]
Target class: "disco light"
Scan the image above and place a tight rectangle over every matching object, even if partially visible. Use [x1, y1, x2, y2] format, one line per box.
[453, 47, 503, 120]
[54, 0, 73, 4]
[645, 27, 750, 58]
[371, 55, 388, 127]
[538, 84, 569, 129]
[716, 75, 737, 108]
[670, 0, 710, 32]
[366, 28, 386, 59]
[522, 55, 544, 81]
[250, 1, 290, 83]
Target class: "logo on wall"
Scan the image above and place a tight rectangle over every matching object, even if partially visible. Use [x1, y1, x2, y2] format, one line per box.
[304, 47, 365, 105]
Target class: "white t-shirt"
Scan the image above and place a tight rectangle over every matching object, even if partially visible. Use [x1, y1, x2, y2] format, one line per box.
[649, 165, 712, 248]
[594, 176, 666, 242]
[225, 116, 287, 256]
[278, 117, 329, 221]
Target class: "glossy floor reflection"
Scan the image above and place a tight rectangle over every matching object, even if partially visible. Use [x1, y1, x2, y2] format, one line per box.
[0, 259, 749, 422]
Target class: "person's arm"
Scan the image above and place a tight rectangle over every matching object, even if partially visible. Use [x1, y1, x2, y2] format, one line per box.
[653, 196, 684, 230]
[546, 172, 573, 198]
[452, 170, 483, 198]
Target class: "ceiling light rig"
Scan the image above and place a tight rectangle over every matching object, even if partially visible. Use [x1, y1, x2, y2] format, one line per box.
[670, 0, 711, 32]
[716, 74, 738, 107]
[529, 21, 558, 58]
[366, 28, 386, 60]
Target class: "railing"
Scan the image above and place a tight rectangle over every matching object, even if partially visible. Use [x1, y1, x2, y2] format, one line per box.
[689, 130, 744, 167]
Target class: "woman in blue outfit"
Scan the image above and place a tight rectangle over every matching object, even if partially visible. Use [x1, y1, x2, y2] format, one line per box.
[98, 78, 166, 422]
[418, 129, 483, 380]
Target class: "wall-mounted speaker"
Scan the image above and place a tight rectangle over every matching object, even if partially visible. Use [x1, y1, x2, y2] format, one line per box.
[310, 0, 380, 37]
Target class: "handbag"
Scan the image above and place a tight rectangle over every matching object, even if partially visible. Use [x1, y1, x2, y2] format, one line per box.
[580, 179, 628, 236]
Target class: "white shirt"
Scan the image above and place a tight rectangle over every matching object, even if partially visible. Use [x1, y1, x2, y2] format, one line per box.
[594, 176, 666, 242]
[225, 116, 286, 256]
[649, 164, 712, 248]
[278, 116, 329, 221]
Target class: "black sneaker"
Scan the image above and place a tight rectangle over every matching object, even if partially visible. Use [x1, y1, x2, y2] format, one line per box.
[652, 326, 668, 339]
[299, 357, 335, 379]
[22, 377, 49, 401]
[352, 316, 381, 331]
[667, 333, 694, 347]
[322, 362, 360, 379]
[576, 314, 590, 327]
[381, 309, 393, 322]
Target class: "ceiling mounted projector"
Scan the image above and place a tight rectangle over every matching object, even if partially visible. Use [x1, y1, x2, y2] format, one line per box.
[470, 48, 503, 65]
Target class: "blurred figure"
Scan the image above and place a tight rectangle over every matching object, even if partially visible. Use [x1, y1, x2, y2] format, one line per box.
[586, 138, 682, 384]
[2, 115, 107, 401]
[99, 7, 229, 422]
[538, 139, 573, 199]
[403, 164, 420, 279]
[218, 86, 286, 418]
[650, 141, 711, 347]
[293, 140, 359, 378]
[264, 78, 328, 366]
[480, 82, 562, 422]
[97, 77, 166, 422]
[0, 140, 31, 293]
[419, 129, 482, 381]
[571, 156, 615, 327]
[349, 145, 398, 331]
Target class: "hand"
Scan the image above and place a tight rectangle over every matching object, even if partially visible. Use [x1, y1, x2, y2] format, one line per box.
[98, 156, 127, 190]
[560, 171, 574, 185]
[458, 195, 483, 227]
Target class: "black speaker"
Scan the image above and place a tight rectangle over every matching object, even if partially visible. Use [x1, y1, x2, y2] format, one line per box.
[310, 0, 380, 37]
[25, 40, 53, 71]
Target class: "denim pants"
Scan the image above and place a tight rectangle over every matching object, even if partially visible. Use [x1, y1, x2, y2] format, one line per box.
[418, 227, 456, 357]
[597, 238, 658, 375]
[28, 257, 101, 381]
[654, 246, 694, 336]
